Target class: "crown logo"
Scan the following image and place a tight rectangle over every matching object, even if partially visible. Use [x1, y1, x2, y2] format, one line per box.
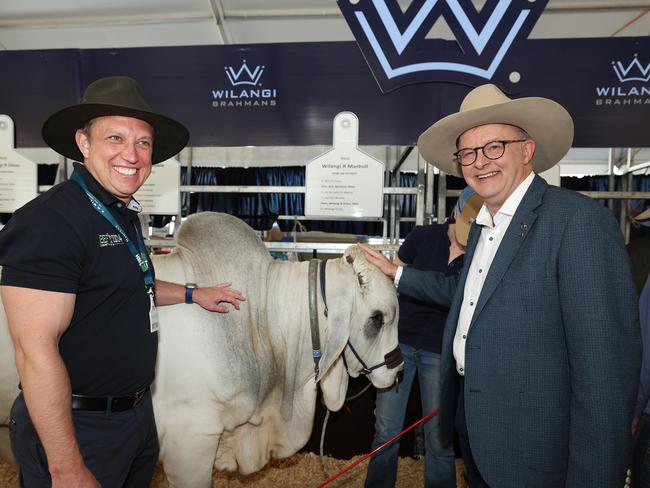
[224, 60, 265, 86]
[612, 54, 650, 83]
[338, 0, 548, 92]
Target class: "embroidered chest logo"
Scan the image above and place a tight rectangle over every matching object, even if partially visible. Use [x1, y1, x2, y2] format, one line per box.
[98, 233, 124, 247]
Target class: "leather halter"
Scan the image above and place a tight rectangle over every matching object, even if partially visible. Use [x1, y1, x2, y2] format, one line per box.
[308, 259, 324, 379]
[308, 259, 402, 382]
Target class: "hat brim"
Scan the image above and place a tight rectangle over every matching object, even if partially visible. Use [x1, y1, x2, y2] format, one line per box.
[454, 194, 483, 246]
[417, 97, 574, 177]
[635, 207, 650, 222]
[42, 103, 189, 164]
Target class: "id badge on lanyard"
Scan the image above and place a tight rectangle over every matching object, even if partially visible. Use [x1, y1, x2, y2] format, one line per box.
[72, 172, 158, 333]
[148, 287, 159, 333]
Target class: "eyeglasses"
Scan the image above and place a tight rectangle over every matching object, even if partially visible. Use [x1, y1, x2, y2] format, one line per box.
[454, 139, 527, 166]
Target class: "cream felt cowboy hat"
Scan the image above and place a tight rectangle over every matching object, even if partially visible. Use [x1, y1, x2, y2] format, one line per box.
[417, 84, 574, 177]
[42, 76, 189, 164]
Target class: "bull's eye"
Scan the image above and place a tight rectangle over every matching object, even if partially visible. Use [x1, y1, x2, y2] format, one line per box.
[364, 310, 384, 337]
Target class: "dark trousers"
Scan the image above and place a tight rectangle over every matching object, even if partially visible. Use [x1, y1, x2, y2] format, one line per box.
[634, 413, 650, 488]
[9, 390, 159, 488]
[455, 376, 490, 488]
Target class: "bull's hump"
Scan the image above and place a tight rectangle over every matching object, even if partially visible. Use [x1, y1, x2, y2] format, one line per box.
[177, 212, 268, 256]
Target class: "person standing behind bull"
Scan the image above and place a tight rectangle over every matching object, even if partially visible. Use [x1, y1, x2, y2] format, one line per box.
[365, 187, 481, 488]
[360, 84, 640, 487]
[0, 76, 246, 488]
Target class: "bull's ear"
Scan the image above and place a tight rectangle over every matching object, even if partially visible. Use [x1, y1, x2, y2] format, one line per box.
[320, 357, 348, 411]
[317, 259, 353, 383]
[343, 245, 371, 292]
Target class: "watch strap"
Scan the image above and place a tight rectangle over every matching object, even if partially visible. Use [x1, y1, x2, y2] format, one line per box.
[185, 285, 195, 304]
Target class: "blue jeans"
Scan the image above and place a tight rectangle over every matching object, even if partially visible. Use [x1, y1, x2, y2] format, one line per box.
[365, 343, 456, 488]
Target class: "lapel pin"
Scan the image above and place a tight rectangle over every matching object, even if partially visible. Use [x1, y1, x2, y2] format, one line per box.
[520, 222, 528, 237]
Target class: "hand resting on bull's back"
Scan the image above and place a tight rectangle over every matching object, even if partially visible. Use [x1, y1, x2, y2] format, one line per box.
[154, 279, 245, 313]
[192, 282, 246, 313]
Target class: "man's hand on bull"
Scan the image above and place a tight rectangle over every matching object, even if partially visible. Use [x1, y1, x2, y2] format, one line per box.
[357, 243, 398, 279]
[193, 283, 246, 313]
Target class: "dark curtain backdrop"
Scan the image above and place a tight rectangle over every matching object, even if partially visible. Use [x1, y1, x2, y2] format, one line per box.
[182, 168, 650, 237]
[6, 166, 648, 239]
[183, 166, 422, 236]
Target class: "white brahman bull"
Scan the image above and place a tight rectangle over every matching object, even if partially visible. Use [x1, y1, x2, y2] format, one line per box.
[153, 212, 401, 486]
[0, 212, 402, 487]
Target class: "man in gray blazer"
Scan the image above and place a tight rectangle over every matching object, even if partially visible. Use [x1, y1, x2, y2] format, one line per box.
[361, 84, 640, 487]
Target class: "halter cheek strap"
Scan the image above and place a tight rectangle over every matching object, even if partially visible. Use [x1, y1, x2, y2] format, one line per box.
[310, 258, 402, 380]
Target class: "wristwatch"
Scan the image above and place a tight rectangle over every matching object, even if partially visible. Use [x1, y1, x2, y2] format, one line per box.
[185, 283, 197, 304]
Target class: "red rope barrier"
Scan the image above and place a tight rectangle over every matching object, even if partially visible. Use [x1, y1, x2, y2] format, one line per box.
[610, 6, 650, 37]
[315, 407, 441, 488]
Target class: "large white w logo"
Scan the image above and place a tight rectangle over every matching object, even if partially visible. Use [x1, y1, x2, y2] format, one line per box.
[374, 0, 512, 55]
[339, 0, 548, 90]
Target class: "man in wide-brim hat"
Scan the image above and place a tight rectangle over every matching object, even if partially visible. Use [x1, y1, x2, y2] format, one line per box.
[0, 76, 245, 487]
[361, 84, 639, 487]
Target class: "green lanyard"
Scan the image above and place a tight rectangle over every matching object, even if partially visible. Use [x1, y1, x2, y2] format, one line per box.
[71, 171, 154, 289]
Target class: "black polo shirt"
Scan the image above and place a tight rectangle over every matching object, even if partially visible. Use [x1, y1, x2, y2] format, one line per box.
[0, 163, 156, 396]
[397, 224, 464, 353]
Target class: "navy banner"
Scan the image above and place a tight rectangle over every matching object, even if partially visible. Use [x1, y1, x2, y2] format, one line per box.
[0, 38, 649, 150]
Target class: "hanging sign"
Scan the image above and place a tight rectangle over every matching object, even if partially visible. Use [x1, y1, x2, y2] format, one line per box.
[305, 112, 384, 218]
[0, 115, 37, 212]
[134, 159, 180, 215]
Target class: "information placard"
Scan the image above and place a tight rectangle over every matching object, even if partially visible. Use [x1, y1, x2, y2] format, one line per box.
[0, 115, 37, 213]
[305, 112, 384, 218]
[134, 159, 180, 215]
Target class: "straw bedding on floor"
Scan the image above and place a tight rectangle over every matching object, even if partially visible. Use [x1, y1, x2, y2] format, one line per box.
[0, 454, 468, 487]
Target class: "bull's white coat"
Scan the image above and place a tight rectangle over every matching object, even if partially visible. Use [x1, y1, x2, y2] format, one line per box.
[0, 212, 401, 487]
[153, 213, 400, 486]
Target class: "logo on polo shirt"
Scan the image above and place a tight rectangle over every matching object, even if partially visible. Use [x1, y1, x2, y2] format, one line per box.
[98, 233, 124, 247]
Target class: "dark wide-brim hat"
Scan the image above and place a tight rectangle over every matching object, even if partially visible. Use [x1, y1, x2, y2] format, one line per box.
[42, 76, 189, 164]
[417, 84, 574, 177]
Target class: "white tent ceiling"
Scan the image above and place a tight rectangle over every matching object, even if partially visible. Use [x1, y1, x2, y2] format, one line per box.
[1, 0, 649, 174]
[1, 0, 649, 49]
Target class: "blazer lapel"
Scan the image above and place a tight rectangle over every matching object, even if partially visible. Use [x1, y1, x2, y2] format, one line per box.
[468, 175, 547, 331]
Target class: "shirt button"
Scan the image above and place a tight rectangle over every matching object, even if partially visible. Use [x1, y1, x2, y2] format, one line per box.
[462, 335, 467, 339]
[470, 301, 474, 306]
[459, 368, 464, 372]
[478, 269, 483, 273]
[117, 202, 123, 208]
[489, 236, 494, 241]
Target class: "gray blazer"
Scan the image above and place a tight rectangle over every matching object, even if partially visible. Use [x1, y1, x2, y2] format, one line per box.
[399, 175, 640, 488]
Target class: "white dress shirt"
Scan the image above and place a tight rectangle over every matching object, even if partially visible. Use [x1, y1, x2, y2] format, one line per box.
[453, 172, 535, 375]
